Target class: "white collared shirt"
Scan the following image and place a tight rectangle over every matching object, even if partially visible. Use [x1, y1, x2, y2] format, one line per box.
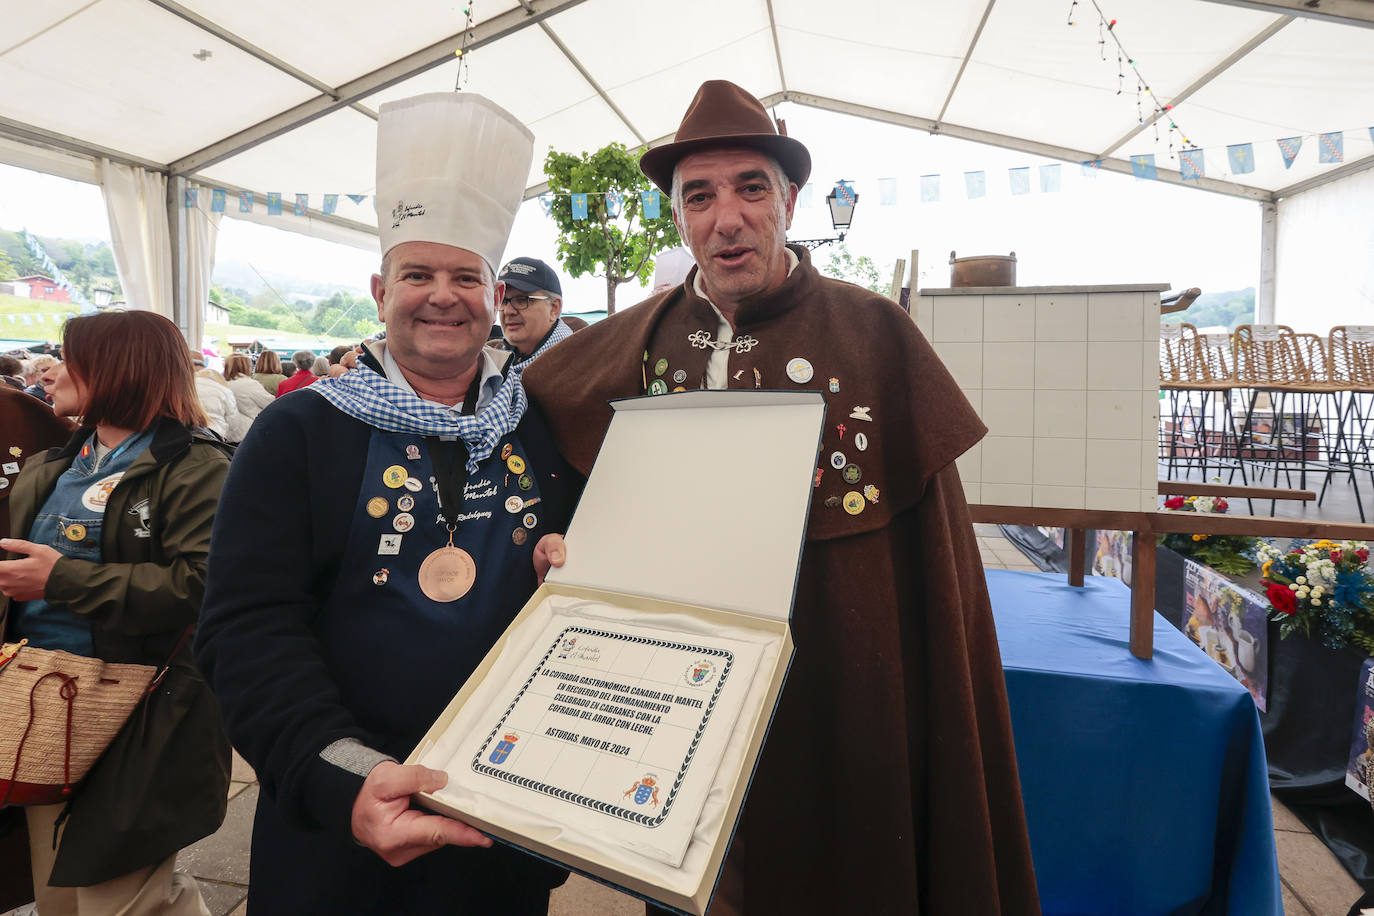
[691, 247, 799, 390]
[378, 339, 504, 415]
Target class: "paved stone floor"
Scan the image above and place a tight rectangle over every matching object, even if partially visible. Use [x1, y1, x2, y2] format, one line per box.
[5, 527, 1367, 915]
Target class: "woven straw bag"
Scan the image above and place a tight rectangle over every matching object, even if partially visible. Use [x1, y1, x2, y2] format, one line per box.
[0, 640, 157, 806]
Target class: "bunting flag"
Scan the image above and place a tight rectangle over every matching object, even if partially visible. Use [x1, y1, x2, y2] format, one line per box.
[183, 188, 197, 208]
[640, 189, 660, 219]
[1179, 148, 1205, 181]
[21, 315, 33, 325]
[292, 194, 307, 216]
[538, 193, 554, 216]
[1130, 154, 1158, 181]
[211, 189, 226, 213]
[834, 180, 854, 206]
[920, 174, 940, 203]
[570, 193, 588, 220]
[1227, 143, 1255, 175]
[878, 177, 897, 206]
[239, 191, 254, 213]
[1080, 159, 1103, 177]
[1278, 136, 1303, 169]
[322, 194, 339, 215]
[604, 191, 622, 217]
[267, 192, 282, 216]
[964, 170, 986, 199]
[1009, 167, 1030, 195]
[347, 194, 368, 205]
[1039, 163, 1062, 193]
[798, 183, 813, 208]
[1319, 131, 1344, 164]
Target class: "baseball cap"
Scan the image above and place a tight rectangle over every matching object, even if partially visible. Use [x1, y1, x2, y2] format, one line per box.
[498, 256, 562, 295]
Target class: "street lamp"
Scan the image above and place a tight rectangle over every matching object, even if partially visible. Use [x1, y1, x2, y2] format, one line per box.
[792, 180, 859, 250]
[92, 286, 114, 308]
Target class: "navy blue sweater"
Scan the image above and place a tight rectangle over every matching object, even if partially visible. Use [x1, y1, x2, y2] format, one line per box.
[196, 387, 579, 836]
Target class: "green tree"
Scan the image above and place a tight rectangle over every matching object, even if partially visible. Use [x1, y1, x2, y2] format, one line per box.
[820, 243, 890, 294]
[543, 143, 681, 315]
[0, 248, 15, 281]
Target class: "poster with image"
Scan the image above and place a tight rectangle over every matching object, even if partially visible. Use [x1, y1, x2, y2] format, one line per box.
[1093, 530, 1133, 587]
[1181, 559, 1269, 711]
[1346, 658, 1374, 801]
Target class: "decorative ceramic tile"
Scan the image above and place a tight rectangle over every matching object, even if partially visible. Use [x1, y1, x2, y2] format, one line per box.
[1086, 439, 1142, 489]
[982, 389, 1035, 438]
[1088, 292, 1145, 342]
[933, 341, 982, 390]
[982, 436, 1034, 485]
[934, 296, 984, 341]
[983, 342, 1035, 389]
[1032, 485, 1086, 509]
[1034, 390, 1087, 439]
[1087, 341, 1145, 391]
[1033, 342, 1087, 390]
[1032, 437, 1087, 487]
[983, 295, 1035, 342]
[1035, 294, 1088, 342]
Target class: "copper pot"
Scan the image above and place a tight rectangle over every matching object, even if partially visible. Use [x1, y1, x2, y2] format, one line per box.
[950, 251, 1017, 287]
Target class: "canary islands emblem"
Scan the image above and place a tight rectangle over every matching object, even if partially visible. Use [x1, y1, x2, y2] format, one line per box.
[489, 733, 519, 765]
[684, 659, 717, 687]
[623, 774, 660, 807]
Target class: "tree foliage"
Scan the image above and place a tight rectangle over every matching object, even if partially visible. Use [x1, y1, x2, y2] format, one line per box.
[1162, 288, 1255, 332]
[820, 242, 890, 295]
[543, 143, 681, 315]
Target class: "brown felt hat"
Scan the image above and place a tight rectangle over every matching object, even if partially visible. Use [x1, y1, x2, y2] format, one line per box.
[639, 80, 811, 195]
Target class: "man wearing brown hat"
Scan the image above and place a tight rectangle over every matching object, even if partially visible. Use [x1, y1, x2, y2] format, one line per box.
[523, 80, 1039, 914]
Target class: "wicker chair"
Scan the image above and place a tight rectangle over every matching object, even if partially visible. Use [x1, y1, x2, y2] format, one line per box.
[1232, 324, 1332, 511]
[1158, 323, 1236, 481]
[1323, 326, 1374, 520]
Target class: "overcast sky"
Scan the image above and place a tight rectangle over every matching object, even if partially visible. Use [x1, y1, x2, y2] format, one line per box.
[0, 102, 1261, 312]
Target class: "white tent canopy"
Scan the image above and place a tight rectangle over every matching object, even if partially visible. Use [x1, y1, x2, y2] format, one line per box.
[3, 0, 1373, 331]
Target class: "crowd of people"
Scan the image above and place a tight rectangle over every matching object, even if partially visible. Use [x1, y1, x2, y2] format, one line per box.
[0, 80, 1034, 916]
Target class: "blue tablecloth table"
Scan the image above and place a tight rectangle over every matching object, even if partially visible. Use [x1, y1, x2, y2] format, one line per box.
[986, 569, 1281, 916]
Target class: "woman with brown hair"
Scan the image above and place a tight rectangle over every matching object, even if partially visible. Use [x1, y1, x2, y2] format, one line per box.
[251, 349, 286, 396]
[223, 353, 273, 441]
[0, 310, 231, 915]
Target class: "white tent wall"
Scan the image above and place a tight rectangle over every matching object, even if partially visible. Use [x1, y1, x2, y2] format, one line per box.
[1273, 167, 1374, 334]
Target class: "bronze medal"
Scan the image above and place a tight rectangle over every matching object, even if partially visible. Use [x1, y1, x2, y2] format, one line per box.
[418, 542, 477, 602]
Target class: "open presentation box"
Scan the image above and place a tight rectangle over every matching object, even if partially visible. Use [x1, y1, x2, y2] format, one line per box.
[407, 390, 826, 914]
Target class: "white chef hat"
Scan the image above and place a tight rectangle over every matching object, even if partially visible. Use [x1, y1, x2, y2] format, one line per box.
[375, 92, 534, 275]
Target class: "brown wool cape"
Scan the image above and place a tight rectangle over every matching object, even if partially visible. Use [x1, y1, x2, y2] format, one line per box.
[522, 246, 1040, 915]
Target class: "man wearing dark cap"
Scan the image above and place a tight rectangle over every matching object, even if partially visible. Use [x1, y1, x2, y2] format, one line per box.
[523, 80, 1039, 914]
[497, 256, 572, 372]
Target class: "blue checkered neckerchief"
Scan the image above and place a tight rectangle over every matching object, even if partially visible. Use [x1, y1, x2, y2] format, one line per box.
[310, 359, 526, 473]
[511, 319, 574, 375]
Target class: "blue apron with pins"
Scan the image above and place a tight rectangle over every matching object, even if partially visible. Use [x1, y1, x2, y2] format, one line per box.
[315, 427, 545, 759]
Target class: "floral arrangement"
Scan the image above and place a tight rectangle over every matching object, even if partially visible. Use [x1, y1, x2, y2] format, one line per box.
[1256, 539, 1374, 654]
[1158, 493, 1257, 576]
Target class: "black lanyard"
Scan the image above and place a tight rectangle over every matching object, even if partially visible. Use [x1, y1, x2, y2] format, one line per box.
[424, 368, 484, 527]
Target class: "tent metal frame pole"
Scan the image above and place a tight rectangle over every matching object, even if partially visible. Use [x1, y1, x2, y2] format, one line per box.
[1273, 153, 1374, 199]
[0, 115, 165, 174]
[1198, 0, 1374, 29]
[1096, 16, 1292, 159]
[935, 0, 998, 125]
[765, 0, 788, 92]
[516, 0, 647, 146]
[1258, 199, 1277, 323]
[168, 0, 588, 178]
[168, 174, 190, 339]
[779, 91, 1275, 201]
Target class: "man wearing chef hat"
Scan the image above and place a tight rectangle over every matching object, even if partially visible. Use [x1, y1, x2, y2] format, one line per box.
[197, 93, 576, 913]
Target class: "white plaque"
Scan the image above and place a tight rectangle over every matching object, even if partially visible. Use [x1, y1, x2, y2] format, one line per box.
[441, 614, 762, 867]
